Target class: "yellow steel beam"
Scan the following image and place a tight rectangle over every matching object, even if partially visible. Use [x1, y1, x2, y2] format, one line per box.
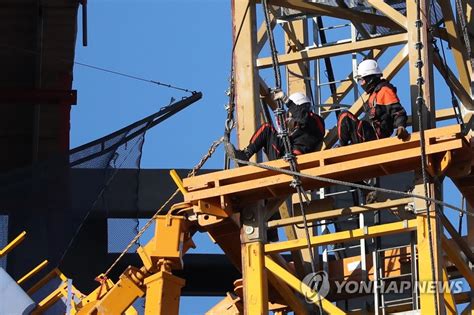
[170, 169, 186, 196]
[366, 0, 408, 29]
[27, 268, 68, 295]
[268, 0, 404, 30]
[242, 242, 268, 314]
[257, 33, 408, 69]
[265, 256, 346, 315]
[265, 219, 416, 254]
[17, 260, 48, 285]
[442, 236, 474, 288]
[323, 44, 409, 148]
[454, 291, 471, 305]
[0, 231, 26, 257]
[438, 0, 472, 94]
[31, 279, 85, 315]
[275, 199, 307, 277]
[440, 212, 474, 264]
[184, 125, 464, 204]
[88, 267, 145, 314]
[31, 283, 68, 314]
[267, 270, 309, 315]
[144, 271, 185, 315]
[233, 0, 261, 151]
[205, 292, 243, 315]
[443, 267, 457, 315]
[434, 52, 474, 110]
[268, 197, 413, 228]
[417, 213, 444, 314]
[406, 108, 456, 125]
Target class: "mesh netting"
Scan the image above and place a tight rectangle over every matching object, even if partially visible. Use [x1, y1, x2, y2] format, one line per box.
[0, 93, 201, 291]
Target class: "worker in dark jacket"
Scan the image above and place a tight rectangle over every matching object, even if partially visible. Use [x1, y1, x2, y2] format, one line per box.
[337, 59, 409, 146]
[226, 92, 325, 163]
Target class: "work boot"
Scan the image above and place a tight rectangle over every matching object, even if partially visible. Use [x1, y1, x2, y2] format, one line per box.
[225, 142, 250, 167]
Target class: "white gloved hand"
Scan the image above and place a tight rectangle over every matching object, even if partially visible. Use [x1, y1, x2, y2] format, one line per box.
[271, 88, 289, 103]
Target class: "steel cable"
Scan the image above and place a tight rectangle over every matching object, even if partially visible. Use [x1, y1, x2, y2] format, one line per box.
[103, 137, 224, 277]
[230, 157, 471, 217]
[414, 0, 439, 312]
[261, 0, 319, 282]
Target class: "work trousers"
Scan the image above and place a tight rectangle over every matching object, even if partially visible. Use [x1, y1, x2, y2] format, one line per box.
[337, 111, 377, 146]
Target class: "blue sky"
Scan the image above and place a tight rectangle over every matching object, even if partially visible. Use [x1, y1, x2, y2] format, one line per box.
[71, 1, 468, 313]
[72, 1, 231, 313]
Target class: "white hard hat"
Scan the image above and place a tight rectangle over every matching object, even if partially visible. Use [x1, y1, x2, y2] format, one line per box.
[356, 59, 382, 79]
[288, 92, 311, 106]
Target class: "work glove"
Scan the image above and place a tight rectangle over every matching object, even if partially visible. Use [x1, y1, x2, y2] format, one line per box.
[271, 88, 289, 104]
[396, 126, 409, 140]
[286, 118, 298, 135]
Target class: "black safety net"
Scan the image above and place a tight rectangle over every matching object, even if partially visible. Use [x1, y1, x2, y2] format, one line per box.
[0, 93, 201, 294]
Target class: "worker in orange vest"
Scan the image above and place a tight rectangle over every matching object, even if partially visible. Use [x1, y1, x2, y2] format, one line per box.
[226, 92, 325, 164]
[337, 59, 409, 204]
[337, 59, 409, 146]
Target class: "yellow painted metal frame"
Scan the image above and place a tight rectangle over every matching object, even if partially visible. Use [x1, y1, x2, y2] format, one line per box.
[265, 256, 346, 314]
[184, 125, 466, 205]
[265, 219, 417, 254]
[242, 242, 268, 314]
[51, 0, 473, 313]
[257, 33, 408, 69]
[224, 0, 473, 313]
[0, 231, 26, 257]
[17, 259, 48, 285]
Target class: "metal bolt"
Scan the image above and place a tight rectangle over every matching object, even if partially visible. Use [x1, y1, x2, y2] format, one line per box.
[245, 226, 254, 235]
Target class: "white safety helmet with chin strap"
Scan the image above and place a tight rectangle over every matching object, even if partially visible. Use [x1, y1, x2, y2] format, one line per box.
[356, 59, 382, 80]
[288, 92, 311, 106]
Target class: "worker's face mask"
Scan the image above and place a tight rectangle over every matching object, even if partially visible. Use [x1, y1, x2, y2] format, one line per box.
[359, 75, 381, 93]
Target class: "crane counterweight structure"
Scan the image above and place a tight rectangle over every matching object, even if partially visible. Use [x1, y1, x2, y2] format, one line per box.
[2, 0, 474, 314]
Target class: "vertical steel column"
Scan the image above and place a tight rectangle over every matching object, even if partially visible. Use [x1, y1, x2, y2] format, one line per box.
[241, 202, 268, 315]
[144, 271, 185, 315]
[407, 0, 445, 312]
[232, 0, 260, 154]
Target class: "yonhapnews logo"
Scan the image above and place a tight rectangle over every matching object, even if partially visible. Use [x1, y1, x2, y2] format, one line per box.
[300, 270, 464, 304]
[301, 271, 330, 303]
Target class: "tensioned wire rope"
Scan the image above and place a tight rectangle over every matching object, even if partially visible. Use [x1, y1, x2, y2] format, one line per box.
[261, 0, 319, 275]
[103, 0, 254, 278]
[229, 156, 471, 217]
[0, 44, 196, 94]
[103, 137, 225, 278]
[413, 0, 439, 312]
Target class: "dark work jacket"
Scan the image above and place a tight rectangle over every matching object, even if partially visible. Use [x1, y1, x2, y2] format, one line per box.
[287, 104, 325, 154]
[365, 80, 408, 138]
